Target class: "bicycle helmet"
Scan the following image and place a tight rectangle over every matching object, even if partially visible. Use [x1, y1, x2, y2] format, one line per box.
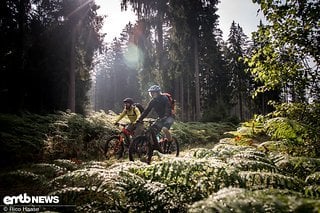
[123, 98, 134, 105]
[147, 85, 161, 92]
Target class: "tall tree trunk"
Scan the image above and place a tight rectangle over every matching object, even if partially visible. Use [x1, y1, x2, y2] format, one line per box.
[156, 12, 165, 86]
[13, 0, 28, 111]
[194, 37, 201, 120]
[187, 84, 191, 121]
[179, 76, 185, 121]
[239, 91, 243, 121]
[68, 25, 77, 112]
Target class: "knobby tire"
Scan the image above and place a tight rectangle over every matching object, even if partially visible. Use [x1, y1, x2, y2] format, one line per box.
[160, 136, 179, 157]
[104, 135, 124, 160]
[128, 136, 152, 164]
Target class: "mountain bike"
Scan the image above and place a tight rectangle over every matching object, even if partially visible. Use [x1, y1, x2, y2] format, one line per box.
[128, 119, 179, 164]
[104, 123, 133, 159]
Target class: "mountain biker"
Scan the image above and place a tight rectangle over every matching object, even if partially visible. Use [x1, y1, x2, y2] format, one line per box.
[137, 85, 174, 143]
[114, 98, 143, 137]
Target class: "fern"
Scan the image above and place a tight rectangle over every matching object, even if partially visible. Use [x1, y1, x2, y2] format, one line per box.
[53, 159, 79, 171]
[130, 158, 243, 204]
[50, 186, 127, 212]
[0, 170, 49, 195]
[265, 117, 305, 144]
[304, 185, 320, 198]
[229, 159, 277, 172]
[189, 148, 219, 159]
[228, 150, 277, 172]
[117, 171, 186, 212]
[258, 140, 291, 153]
[189, 187, 267, 213]
[189, 187, 320, 213]
[25, 163, 67, 178]
[171, 121, 235, 147]
[275, 156, 320, 179]
[238, 171, 305, 191]
[305, 172, 320, 185]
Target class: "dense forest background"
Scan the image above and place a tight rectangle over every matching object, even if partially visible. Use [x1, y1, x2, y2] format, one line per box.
[2, 0, 318, 123]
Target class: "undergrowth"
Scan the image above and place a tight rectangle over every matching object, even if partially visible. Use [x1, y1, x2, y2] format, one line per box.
[1, 105, 320, 212]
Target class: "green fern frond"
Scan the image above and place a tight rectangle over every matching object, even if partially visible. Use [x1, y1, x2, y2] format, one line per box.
[0, 170, 47, 186]
[53, 159, 79, 171]
[304, 185, 320, 198]
[233, 152, 270, 163]
[189, 187, 320, 213]
[228, 159, 277, 172]
[81, 161, 109, 169]
[265, 117, 306, 143]
[227, 150, 277, 172]
[50, 186, 126, 212]
[116, 171, 186, 212]
[189, 187, 266, 213]
[50, 166, 119, 190]
[239, 171, 305, 191]
[275, 156, 320, 179]
[212, 143, 255, 159]
[0, 170, 49, 195]
[25, 163, 67, 178]
[268, 152, 288, 164]
[130, 158, 243, 203]
[258, 140, 291, 153]
[305, 172, 320, 185]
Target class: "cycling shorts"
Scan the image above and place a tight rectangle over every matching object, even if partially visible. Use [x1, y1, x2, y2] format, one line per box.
[154, 116, 174, 130]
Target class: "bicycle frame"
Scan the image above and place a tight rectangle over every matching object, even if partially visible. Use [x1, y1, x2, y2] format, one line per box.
[146, 121, 179, 156]
[104, 123, 135, 160]
[144, 122, 162, 144]
[118, 124, 134, 145]
[128, 119, 179, 163]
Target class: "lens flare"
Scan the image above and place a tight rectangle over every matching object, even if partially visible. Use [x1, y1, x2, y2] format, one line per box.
[124, 43, 143, 69]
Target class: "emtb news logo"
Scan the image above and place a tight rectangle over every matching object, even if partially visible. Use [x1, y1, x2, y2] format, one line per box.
[3, 193, 59, 205]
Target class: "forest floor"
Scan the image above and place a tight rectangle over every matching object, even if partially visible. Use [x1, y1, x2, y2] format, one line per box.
[0, 111, 320, 212]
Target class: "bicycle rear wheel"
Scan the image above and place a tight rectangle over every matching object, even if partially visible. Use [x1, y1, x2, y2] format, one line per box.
[161, 136, 179, 157]
[129, 136, 152, 164]
[104, 135, 124, 160]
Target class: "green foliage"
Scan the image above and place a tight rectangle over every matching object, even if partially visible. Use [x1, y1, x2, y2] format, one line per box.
[233, 104, 320, 158]
[229, 152, 277, 172]
[189, 187, 320, 213]
[131, 158, 241, 203]
[247, 0, 320, 100]
[265, 117, 305, 143]
[267, 103, 320, 156]
[2, 138, 320, 211]
[305, 185, 320, 199]
[1, 110, 320, 211]
[0, 113, 57, 166]
[239, 171, 304, 191]
[306, 172, 320, 185]
[118, 171, 186, 212]
[0, 170, 49, 196]
[42, 111, 115, 161]
[275, 156, 320, 179]
[0, 111, 117, 167]
[172, 121, 235, 147]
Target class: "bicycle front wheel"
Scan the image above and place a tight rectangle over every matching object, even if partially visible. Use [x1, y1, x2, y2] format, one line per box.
[104, 135, 124, 160]
[161, 136, 179, 157]
[129, 136, 152, 164]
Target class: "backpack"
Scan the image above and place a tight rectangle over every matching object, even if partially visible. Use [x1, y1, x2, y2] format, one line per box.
[133, 103, 144, 114]
[162, 92, 175, 114]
